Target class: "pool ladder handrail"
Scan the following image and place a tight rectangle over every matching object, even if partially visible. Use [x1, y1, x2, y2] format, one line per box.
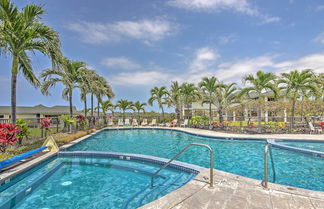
[150, 143, 214, 189]
[262, 141, 276, 188]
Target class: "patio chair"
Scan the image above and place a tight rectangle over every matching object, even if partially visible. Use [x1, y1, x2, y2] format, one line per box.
[149, 119, 157, 126]
[308, 122, 322, 134]
[180, 119, 189, 127]
[141, 119, 148, 126]
[132, 119, 138, 126]
[118, 119, 124, 126]
[107, 118, 114, 126]
[125, 119, 131, 126]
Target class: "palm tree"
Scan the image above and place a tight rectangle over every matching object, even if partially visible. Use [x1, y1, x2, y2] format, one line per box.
[148, 87, 169, 122]
[78, 69, 94, 117]
[241, 71, 278, 132]
[167, 81, 182, 121]
[198, 77, 218, 124]
[99, 100, 115, 124]
[116, 99, 134, 122]
[278, 69, 319, 129]
[41, 58, 86, 117]
[132, 101, 146, 121]
[0, 0, 61, 124]
[214, 82, 238, 124]
[181, 83, 200, 119]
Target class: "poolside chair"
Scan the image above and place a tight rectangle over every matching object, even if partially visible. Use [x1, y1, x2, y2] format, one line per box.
[169, 119, 178, 127]
[125, 119, 131, 126]
[141, 119, 148, 126]
[180, 119, 189, 127]
[308, 122, 322, 134]
[118, 119, 124, 126]
[149, 119, 157, 126]
[132, 119, 138, 126]
[107, 118, 114, 126]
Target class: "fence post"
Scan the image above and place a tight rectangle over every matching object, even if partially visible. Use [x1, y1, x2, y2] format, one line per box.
[56, 118, 59, 133]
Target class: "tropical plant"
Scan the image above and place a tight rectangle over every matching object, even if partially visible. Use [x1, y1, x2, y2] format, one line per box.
[278, 69, 319, 129]
[76, 114, 88, 130]
[167, 81, 182, 121]
[41, 58, 86, 116]
[0, 123, 20, 152]
[198, 76, 218, 124]
[241, 71, 278, 132]
[16, 119, 30, 145]
[0, 0, 61, 124]
[99, 100, 115, 124]
[40, 118, 52, 137]
[213, 82, 238, 124]
[181, 83, 200, 119]
[148, 86, 169, 122]
[132, 101, 146, 121]
[60, 115, 75, 132]
[115, 99, 134, 122]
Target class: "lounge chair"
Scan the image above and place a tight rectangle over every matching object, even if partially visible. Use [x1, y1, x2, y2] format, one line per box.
[141, 119, 148, 126]
[180, 119, 188, 127]
[149, 119, 157, 126]
[125, 119, 131, 126]
[108, 118, 114, 126]
[118, 119, 124, 126]
[309, 122, 322, 134]
[132, 119, 138, 126]
[169, 119, 177, 127]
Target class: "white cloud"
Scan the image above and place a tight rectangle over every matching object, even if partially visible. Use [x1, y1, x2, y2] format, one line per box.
[102, 57, 141, 70]
[68, 18, 178, 44]
[218, 34, 237, 44]
[189, 47, 219, 73]
[316, 5, 324, 11]
[167, 0, 280, 24]
[313, 32, 324, 44]
[110, 71, 173, 86]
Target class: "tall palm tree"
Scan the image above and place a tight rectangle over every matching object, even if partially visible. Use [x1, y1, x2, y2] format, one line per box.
[41, 58, 86, 116]
[167, 81, 182, 121]
[132, 101, 146, 121]
[198, 76, 218, 124]
[78, 68, 94, 117]
[241, 71, 278, 132]
[0, 0, 61, 124]
[214, 82, 238, 123]
[278, 69, 319, 129]
[116, 99, 134, 122]
[99, 100, 115, 124]
[181, 83, 200, 119]
[148, 86, 169, 122]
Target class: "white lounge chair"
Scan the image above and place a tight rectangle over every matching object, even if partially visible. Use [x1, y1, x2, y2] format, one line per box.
[141, 119, 148, 126]
[149, 119, 157, 126]
[108, 118, 114, 126]
[132, 119, 138, 126]
[125, 119, 131, 126]
[180, 119, 188, 127]
[118, 119, 124, 126]
[309, 122, 322, 134]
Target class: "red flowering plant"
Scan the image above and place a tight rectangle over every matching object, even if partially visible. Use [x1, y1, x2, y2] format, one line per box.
[40, 118, 52, 130]
[319, 122, 324, 129]
[0, 123, 21, 152]
[76, 115, 88, 130]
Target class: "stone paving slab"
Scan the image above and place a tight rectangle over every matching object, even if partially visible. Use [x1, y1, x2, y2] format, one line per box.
[140, 169, 324, 209]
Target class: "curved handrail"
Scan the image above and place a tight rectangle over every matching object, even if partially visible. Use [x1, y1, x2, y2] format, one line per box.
[262, 141, 276, 188]
[150, 143, 214, 188]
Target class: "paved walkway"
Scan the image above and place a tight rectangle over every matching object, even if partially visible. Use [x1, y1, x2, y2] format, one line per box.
[141, 169, 324, 209]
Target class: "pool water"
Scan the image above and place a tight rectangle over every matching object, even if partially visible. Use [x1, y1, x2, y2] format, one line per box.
[69, 129, 324, 191]
[278, 141, 324, 152]
[0, 156, 195, 209]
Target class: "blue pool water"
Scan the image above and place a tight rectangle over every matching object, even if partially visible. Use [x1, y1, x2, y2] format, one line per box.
[69, 129, 324, 191]
[278, 141, 324, 152]
[0, 156, 194, 209]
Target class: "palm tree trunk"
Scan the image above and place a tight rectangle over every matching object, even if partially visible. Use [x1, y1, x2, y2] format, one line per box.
[84, 99, 87, 117]
[258, 101, 262, 133]
[209, 102, 212, 125]
[291, 99, 296, 130]
[161, 105, 165, 123]
[69, 90, 73, 117]
[218, 107, 224, 124]
[97, 99, 100, 118]
[123, 110, 125, 122]
[11, 56, 19, 125]
[91, 93, 94, 117]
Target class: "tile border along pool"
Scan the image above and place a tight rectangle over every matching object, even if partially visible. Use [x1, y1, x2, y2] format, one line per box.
[1, 127, 324, 209]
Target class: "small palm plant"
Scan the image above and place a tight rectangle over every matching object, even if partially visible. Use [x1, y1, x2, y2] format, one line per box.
[181, 83, 200, 119]
[116, 99, 134, 122]
[16, 119, 30, 145]
[148, 87, 169, 123]
[132, 101, 146, 122]
[100, 100, 115, 124]
[167, 81, 182, 121]
[199, 77, 218, 124]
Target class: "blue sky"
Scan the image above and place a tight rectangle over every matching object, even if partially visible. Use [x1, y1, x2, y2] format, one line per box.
[1, 0, 324, 112]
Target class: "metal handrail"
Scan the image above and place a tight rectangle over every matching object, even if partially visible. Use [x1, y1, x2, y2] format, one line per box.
[262, 142, 276, 188]
[150, 143, 214, 188]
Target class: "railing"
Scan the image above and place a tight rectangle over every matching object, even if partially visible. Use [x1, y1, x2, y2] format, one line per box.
[150, 143, 214, 188]
[262, 141, 276, 188]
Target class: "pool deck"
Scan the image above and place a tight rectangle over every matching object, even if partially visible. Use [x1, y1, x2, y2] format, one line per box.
[140, 168, 324, 209]
[133, 126, 324, 141]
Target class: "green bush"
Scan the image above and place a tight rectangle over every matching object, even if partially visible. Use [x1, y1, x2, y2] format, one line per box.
[16, 119, 31, 145]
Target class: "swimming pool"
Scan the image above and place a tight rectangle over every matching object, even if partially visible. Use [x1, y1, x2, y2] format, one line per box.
[277, 140, 324, 152]
[68, 129, 324, 192]
[0, 155, 195, 209]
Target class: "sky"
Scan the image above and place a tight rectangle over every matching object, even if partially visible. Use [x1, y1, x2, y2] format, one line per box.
[1, 0, 324, 112]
